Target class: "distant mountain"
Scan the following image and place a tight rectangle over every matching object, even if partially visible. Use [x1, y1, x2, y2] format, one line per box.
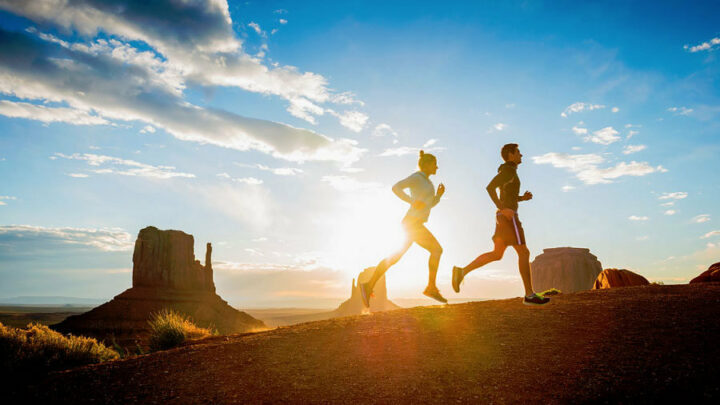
[0, 296, 106, 306]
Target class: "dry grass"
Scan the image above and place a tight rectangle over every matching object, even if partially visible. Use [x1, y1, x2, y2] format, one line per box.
[148, 309, 214, 351]
[0, 321, 119, 375]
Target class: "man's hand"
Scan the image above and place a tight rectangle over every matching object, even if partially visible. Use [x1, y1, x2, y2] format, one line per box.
[436, 183, 445, 198]
[500, 208, 515, 220]
[521, 191, 533, 201]
[411, 200, 426, 210]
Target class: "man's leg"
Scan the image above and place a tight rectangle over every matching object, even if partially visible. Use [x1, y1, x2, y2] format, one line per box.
[368, 240, 412, 290]
[461, 237, 507, 277]
[411, 225, 443, 289]
[512, 244, 534, 296]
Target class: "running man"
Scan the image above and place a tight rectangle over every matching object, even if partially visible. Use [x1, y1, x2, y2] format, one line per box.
[451, 143, 550, 306]
[359, 150, 448, 307]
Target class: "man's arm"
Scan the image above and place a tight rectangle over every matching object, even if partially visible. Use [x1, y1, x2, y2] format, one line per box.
[485, 169, 512, 210]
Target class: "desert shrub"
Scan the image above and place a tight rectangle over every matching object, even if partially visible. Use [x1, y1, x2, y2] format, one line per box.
[0, 321, 119, 375]
[148, 309, 212, 351]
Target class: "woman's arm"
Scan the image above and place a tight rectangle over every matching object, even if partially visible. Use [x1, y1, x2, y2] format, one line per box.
[392, 175, 415, 204]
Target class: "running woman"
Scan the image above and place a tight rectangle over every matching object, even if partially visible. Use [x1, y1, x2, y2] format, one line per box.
[451, 143, 550, 306]
[359, 150, 448, 307]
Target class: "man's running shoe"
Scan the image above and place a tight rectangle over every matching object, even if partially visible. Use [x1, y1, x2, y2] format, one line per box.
[523, 293, 550, 306]
[423, 286, 448, 304]
[452, 266, 464, 293]
[359, 282, 372, 308]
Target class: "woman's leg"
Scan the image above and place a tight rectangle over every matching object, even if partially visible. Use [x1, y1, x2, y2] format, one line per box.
[411, 224, 443, 289]
[368, 239, 413, 290]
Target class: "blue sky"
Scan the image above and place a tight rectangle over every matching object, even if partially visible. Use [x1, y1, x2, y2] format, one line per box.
[1, 0, 718, 307]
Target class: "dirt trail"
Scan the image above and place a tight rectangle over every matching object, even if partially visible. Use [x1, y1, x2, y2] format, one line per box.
[28, 284, 720, 403]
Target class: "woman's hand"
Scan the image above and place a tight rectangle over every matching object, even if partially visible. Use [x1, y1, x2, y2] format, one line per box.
[436, 183, 445, 198]
[521, 191, 533, 201]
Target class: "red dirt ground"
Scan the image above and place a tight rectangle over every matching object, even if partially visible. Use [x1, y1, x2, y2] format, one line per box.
[19, 283, 720, 403]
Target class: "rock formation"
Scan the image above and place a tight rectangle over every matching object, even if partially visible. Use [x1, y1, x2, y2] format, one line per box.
[690, 262, 720, 283]
[593, 268, 649, 289]
[531, 247, 603, 293]
[333, 267, 400, 316]
[55, 226, 265, 344]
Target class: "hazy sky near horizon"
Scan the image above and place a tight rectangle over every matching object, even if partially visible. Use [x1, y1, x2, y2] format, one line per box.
[1, 0, 719, 307]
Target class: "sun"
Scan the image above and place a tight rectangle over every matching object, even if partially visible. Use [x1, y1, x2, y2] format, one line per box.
[325, 191, 407, 276]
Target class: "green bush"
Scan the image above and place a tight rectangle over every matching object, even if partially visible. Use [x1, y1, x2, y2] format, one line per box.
[0, 322, 119, 375]
[148, 309, 213, 351]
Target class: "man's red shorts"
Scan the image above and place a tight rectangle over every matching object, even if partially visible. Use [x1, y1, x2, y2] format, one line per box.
[493, 211, 526, 246]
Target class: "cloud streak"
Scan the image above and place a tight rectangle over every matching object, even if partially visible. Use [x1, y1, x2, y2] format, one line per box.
[0, 3, 366, 162]
[532, 152, 664, 185]
[53, 152, 195, 179]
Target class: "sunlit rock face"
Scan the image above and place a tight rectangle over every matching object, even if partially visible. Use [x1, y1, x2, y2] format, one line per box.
[333, 267, 400, 316]
[132, 226, 215, 292]
[55, 226, 265, 345]
[690, 262, 720, 284]
[593, 268, 649, 289]
[531, 247, 603, 293]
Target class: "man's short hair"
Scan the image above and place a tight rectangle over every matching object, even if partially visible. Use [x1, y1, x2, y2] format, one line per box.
[501, 143, 518, 161]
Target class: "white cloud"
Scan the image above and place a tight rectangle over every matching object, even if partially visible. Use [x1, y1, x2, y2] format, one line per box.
[626, 130, 639, 139]
[372, 123, 398, 138]
[140, 125, 156, 134]
[493, 123, 506, 131]
[611, 107, 619, 113]
[623, 144, 646, 155]
[0, 3, 366, 161]
[585, 126, 620, 145]
[562, 185, 575, 192]
[533, 152, 664, 185]
[636, 236, 649, 241]
[665, 210, 676, 216]
[216, 172, 262, 185]
[661, 201, 675, 207]
[234, 177, 263, 185]
[692, 214, 711, 224]
[561, 102, 605, 117]
[0, 225, 132, 252]
[629, 215, 649, 221]
[0, 100, 109, 125]
[248, 22, 264, 36]
[0, 196, 17, 206]
[571, 126, 588, 135]
[235, 163, 303, 176]
[321, 175, 382, 192]
[667, 106, 693, 116]
[423, 139, 437, 148]
[701, 230, 720, 239]
[327, 110, 368, 132]
[279, 19, 288, 25]
[53, 152, 195, 179]
[67, 173, 89, 178]
[658, 192, 688, 200]
[684, 37, 720, 52]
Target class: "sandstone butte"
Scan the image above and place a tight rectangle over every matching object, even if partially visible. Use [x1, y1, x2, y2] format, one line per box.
[690, 261, 720, 283]
[531, 247, 603, 293]
[19, 283, 720, 404]
[54, 226, 265, 345]
[593, 268, 650, 289]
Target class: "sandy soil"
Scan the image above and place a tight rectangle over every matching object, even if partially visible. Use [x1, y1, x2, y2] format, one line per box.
[20, 283, 720, 404]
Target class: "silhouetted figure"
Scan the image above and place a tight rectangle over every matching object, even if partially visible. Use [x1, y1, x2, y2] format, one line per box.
[359, 150, 448, 306]
[451, 143, 550, 305]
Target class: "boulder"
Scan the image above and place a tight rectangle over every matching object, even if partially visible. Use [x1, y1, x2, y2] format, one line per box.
[593, 268, 649, 289]
[55, 226, 265, 345]
[333, 267, 400, 316]
[690, 262, 720, 283]
[531, 247, 602, 293]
